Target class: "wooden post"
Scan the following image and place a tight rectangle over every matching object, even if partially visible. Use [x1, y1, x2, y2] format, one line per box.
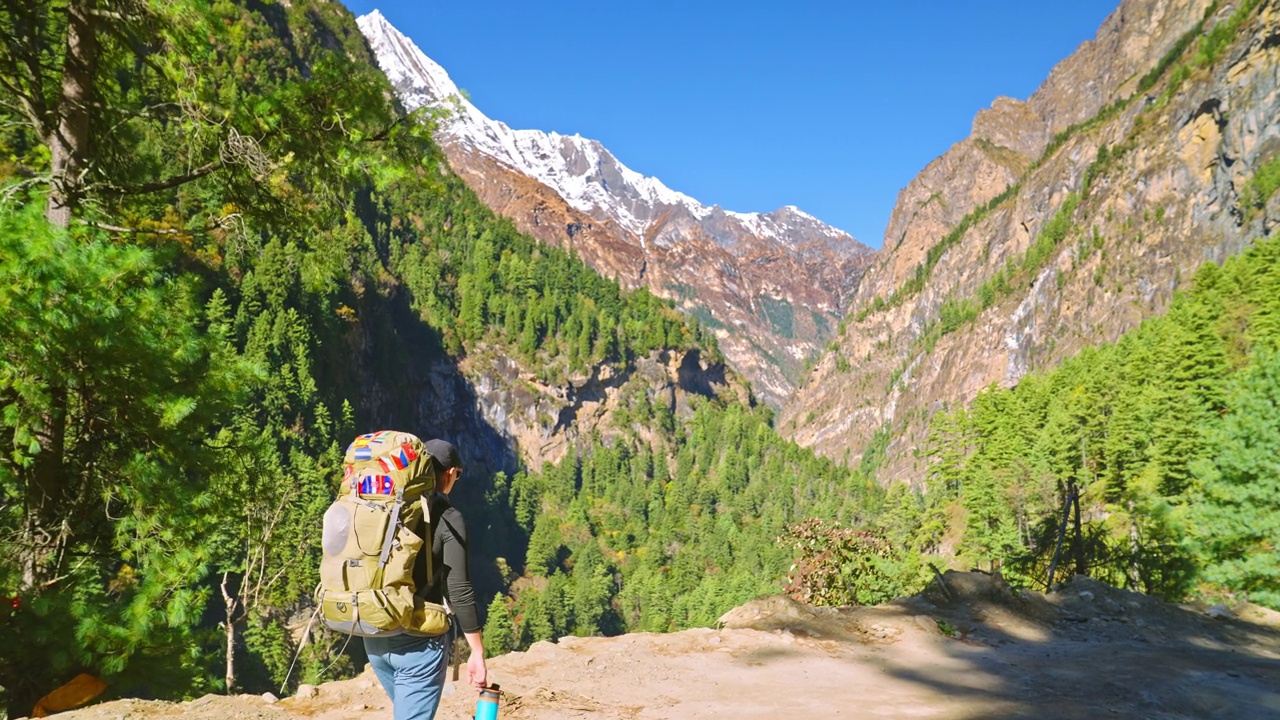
[1046, 480, 1076, 588]
[1072, 485, 1086, 577]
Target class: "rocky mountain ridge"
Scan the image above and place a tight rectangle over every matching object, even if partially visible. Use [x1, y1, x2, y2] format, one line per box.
[357, 10, 875, 406]
[781, 0, 1280, 479]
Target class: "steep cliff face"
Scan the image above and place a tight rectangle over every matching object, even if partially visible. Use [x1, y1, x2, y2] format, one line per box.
[782, 0, 1280, 481]
[462, 344, 742, 473]
[349, 286, 742, 478]
[358, 11, 875, 407]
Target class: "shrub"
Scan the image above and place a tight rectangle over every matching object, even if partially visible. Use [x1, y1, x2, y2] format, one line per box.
[782, 519, 925, 607]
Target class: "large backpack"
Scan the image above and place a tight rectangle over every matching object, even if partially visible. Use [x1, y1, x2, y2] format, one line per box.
[316, 430, 450, 637]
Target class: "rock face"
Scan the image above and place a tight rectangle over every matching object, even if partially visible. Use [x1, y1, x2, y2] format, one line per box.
[781, 0, 1280, 481]
[357, 11, 876, 407]
[459, 345, 743, 474]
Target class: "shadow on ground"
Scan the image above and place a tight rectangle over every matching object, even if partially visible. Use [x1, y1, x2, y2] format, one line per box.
[745, 571, 1280, 720]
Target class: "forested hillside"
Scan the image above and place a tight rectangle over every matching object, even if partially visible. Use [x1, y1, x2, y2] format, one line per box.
[476, 234, 1280, 655]
[479, 399, 890, 654]
[909, 235, 1279, 603]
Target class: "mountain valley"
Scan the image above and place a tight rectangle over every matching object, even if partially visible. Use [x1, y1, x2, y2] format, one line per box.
[2, 0, 1279, 716]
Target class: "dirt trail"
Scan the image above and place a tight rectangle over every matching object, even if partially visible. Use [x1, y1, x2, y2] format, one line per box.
[41, 574, 1280, 720]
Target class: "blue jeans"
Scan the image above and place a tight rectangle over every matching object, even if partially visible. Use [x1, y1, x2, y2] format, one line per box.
[365, 632, 450, 720]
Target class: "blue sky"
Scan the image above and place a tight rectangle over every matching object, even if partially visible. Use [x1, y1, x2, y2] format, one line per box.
[342, 1, 1120, 248]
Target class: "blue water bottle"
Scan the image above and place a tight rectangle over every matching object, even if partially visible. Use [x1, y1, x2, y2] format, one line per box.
[475, 683, 500, 720]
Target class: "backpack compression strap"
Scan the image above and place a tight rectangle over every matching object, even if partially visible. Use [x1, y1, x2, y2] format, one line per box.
[370, 486, 405, 589]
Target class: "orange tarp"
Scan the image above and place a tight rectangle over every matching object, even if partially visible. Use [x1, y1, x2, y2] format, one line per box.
[31, 673, 107, 717]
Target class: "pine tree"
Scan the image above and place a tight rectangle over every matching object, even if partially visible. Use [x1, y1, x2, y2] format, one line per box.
[482, 596, 516, 658]
[0, 206, 253, 707]
[960, 465, 1021, 571]
[1190, 347, 1280, 609]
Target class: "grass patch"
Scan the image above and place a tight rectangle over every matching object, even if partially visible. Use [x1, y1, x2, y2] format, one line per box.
[1241, 154, 1280, 218]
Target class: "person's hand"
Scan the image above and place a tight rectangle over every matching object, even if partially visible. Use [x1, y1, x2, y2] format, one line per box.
[467, 650, 487, 689]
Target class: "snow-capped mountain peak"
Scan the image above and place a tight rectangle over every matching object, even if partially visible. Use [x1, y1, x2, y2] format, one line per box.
[357, 10, 856, 249]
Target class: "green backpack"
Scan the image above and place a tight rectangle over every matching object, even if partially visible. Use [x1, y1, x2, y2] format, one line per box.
[316, 430, 450, 637]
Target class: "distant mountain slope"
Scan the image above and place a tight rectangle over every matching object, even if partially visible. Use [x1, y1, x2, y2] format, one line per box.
[358, 10, 875, 406]
[780, 0, 1280, 477]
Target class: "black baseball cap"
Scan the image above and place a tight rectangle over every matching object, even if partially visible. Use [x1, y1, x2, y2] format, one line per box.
[425, 439, 462, 470]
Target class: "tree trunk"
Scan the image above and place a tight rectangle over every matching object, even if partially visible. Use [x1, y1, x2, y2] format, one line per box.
[222, 572, 237, 693]
[225, 619, 236, 693]
[23, 384, 68, 591]
[20, 0, 97, 595]
[46, 0, 97, 227]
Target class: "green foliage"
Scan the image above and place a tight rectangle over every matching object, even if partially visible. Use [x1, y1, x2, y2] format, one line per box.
[482, 596, 517, 658]
[1150, 0, 1263, 105]
[919, 193, 1082, 349]
[1193, 0, 1261, 69]
[856, 184, 1021, 321]
[938, 298, 980, 337]
[388, 209, 708, 377]
[0, 0, 722, 710]
[1137, 13, 1207, 94]
[491, 398, 887, 647]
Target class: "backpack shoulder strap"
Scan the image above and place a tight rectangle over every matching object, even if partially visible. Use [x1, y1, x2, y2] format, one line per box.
[419, 493, 437, 587]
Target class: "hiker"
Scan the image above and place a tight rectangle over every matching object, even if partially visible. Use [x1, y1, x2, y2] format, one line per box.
[363, 438, 487, 720]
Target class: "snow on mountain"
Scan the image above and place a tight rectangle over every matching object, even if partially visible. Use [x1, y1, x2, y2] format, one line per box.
[356, 10, 858, 251]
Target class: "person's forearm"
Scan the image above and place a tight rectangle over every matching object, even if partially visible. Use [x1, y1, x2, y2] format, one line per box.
[464, 630, 484, 656]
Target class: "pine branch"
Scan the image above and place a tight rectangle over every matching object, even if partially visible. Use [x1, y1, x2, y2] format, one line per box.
[0, 76, 46, 135]
[98, 158, 222, 195]
[81, 212, 241, 236]
[1, 176, 51, 208]
[364, 115, 405, 142]
[85, 222, 190, 235]
[0, 1, 53, 134]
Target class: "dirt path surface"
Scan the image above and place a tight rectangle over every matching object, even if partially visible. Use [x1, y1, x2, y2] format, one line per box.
[43, 574, 1280, 720]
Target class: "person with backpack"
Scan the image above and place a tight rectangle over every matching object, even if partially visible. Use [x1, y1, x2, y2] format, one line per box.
[317, 433, 486, 720]
[368, 438, 487, 720]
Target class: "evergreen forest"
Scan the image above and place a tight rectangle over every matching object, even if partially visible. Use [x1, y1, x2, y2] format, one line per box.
[0, 0, 1277, 717]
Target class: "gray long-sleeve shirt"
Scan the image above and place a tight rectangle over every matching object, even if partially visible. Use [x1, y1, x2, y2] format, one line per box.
[417, 493, 480, 633]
